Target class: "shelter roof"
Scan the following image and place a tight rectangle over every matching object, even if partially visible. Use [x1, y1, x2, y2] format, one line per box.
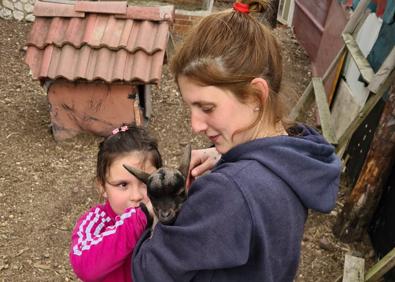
[25, 1, 174, 84]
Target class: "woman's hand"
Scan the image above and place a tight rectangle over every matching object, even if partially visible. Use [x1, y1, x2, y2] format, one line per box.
[186, 147, 221, 189]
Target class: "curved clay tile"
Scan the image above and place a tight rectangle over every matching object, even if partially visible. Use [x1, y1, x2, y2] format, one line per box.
[25, 44, 162, 83]
[25, 1, 173, 84]
[27, 15, 168, 53]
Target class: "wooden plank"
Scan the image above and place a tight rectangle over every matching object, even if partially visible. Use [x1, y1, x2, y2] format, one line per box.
[334, 88, 395, 240]
[331, 79, 361, 142]
[368, 47, 395, 94]
[289, 81, 314, 121]
[328, 49, 347, 104]
[133, 94, 142, 126]
[323, 45, 347, 81]
[166, 32, 176, 62]
[283, 0, 291, 21]
[312, 77, 337, 144]
[352, 8, 372, 37]
[333, 80, 395, 243]
[204, 0, 214, 12]
[365, 248, 395, 282]
[342, 33, 375, 84]
[289, 40, 346, 123]
[342, 254, 365, 282]
[144, 85, 152, 120]
[337, 69, 395, 152]
[342, 0, 371, 34]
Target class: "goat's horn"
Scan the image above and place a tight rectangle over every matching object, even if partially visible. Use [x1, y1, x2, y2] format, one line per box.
[123, 164, 150, 184]
[178, 144, 192, 178]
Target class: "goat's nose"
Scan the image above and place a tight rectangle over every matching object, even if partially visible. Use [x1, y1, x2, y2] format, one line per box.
[160, 210, 171, 218]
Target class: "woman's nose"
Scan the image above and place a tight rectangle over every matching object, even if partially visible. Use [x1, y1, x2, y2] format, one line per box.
[191, 111, 207, 134]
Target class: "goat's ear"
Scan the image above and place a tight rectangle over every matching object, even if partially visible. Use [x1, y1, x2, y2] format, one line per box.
[123, 164, 150, 184]
[178, 144, 192, 179]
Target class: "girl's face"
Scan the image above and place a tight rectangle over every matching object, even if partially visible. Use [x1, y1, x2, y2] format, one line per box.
[102, 152, 156, 215]
[179, 75, 259, 154]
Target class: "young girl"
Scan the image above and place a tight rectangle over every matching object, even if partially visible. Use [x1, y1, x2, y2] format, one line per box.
[132, 1, 341, 281]
[70, 124, 161, 282]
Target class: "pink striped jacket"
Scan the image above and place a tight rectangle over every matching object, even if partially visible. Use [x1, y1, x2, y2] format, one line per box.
[70, 201, 147, 282]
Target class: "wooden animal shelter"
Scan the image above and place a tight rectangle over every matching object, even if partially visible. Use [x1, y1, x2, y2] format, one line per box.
[25, 0, 174, 140]
[288, 0, 395, 280]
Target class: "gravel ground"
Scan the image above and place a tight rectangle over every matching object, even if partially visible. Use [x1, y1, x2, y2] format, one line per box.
[0, 18, 374, 282]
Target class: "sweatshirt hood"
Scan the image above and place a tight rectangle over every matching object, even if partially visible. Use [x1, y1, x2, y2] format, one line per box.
[219, 124, 341, 213]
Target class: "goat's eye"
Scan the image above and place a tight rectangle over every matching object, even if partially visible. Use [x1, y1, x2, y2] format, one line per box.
[177, 190, 186, 198]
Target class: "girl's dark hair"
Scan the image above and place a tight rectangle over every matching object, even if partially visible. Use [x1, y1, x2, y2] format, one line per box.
[96, 124, 162, 187]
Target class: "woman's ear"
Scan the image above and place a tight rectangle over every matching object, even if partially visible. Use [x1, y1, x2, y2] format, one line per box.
[250, 78, 269, 104]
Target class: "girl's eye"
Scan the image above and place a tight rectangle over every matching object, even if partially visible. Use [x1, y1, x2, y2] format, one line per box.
[117, 182, 128, 190]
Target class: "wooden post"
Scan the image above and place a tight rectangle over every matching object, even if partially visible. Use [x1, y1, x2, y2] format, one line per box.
[333, 80, 395, 242]
[268, 0, 280, 28]
[203, 0, 214, 12]
[342, 254, 365, 282]
[255, 0, 280, 28]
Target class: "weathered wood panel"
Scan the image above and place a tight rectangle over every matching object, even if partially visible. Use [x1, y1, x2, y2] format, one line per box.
[293, 0, 331, 61]
[331, 79, 361, 140]
[333, 80, 395, 242]
[342, 254, 365, 282]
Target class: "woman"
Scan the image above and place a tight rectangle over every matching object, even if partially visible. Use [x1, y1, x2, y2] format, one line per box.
[132, 1, 341, 281]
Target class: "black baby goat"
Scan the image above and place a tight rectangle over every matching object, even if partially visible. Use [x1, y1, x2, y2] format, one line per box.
[123, 144, 191, 225]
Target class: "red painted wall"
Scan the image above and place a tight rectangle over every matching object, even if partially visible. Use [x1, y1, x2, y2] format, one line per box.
[293, 0, 349, 95]
[47, 81, 138, 141]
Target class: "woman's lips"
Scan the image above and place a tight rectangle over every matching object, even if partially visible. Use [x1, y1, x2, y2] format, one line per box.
[208, 135, 219, 143]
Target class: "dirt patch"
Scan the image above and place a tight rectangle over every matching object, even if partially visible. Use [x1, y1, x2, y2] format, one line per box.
[0, 18, 373, 281]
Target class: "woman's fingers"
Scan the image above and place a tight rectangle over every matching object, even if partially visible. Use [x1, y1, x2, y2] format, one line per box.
[191, 157, 216, 177]
[187, 148, 221, 187]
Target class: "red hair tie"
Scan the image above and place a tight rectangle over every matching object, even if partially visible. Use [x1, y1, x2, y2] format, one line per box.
[233, 2, 249, 13]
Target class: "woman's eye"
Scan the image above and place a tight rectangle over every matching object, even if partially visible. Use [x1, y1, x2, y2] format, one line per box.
[201, 105, 214, 113]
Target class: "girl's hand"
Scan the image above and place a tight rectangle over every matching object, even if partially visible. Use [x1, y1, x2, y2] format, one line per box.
[186, 147, 221, 189]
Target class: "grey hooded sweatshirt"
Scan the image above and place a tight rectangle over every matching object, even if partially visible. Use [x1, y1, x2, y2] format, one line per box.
[132, 124, 341, 282]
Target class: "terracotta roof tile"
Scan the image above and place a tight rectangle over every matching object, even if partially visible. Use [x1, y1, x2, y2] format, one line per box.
[33, 1, 85, 18]
[26, 44, 165, 83]
[74, 1, 127, 15]
[25, 1, 174, 84]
